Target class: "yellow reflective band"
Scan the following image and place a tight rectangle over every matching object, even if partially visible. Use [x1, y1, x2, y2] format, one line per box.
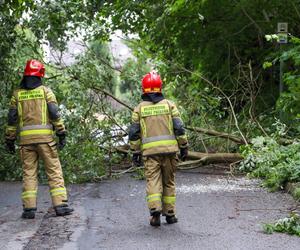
[177, 135, 187, 140]
[20, 125, 53, 131]
[146, 193, 162, 203]
[168, 116, 173, 135]
[141, 104, 170, 117]
[20, 129, 53, 136]
[171, 108, 180, 116]
[18, 102, 23, 128]
[22, 190, 37, 199]
[50, 187, 66, 193]
[142, 135, 176, 144]
[163, 196, 176, 204]
[140, 118, 147, 137]
[10, 96, 16, 105]
[50, 187, 67, 197]
[18, 89, 45, 101]
[142, 140, 178, 150]
[52, 121, 64, 126]
[47, 93, 55, 99]
[132, 112, 139, 122]
[42, 100, 47, 125]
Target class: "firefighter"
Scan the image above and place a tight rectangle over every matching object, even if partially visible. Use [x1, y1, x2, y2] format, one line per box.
[5, 59, 73, 219]
[129, 71, 188, 226]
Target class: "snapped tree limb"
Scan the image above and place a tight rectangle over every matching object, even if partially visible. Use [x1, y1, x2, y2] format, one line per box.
[186, 126, 248, 144]
[187, 151, 243, 162]
[178, 151, 243, 169]
[115, 146, 243, 169]
[92, 86, 134, 111]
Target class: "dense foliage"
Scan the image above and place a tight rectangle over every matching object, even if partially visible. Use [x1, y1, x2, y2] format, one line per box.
[99, 1, 300, 134]
[274, 37, 300, 129]
[240, 136, 300, 192]
[2, 1, 300, 183]
[0, 29, 125, 182]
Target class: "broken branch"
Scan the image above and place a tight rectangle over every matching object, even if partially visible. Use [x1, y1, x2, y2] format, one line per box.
[186, 126, 247, 144]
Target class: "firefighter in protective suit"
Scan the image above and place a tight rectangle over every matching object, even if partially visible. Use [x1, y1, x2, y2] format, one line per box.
[5, 59, 73, 219]
[129, 71, 188, 226]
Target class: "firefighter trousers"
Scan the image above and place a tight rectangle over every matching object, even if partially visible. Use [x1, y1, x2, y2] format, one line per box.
[144, 154, 178, 216]
[20, 141, 68, 209]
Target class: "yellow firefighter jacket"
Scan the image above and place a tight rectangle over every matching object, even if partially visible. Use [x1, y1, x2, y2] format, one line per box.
[129, 98, 188, 156]
[5, 85, 65, 145]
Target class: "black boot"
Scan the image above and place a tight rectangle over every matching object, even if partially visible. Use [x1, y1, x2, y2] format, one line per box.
[166, 215, 178, 224]
[54, 204, 74, 216]
[150, 211, 161, 227]
[22, 208, 37, 219]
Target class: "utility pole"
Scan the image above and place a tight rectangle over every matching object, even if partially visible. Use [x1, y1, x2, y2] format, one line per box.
[277, 22, 288, 120]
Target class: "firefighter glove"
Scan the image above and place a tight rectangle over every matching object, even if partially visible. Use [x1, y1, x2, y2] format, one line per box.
[180, 146, 188, 161]
[132, 152, 142, 166]
[57, 134, 66, 150]
[5, 139, 16, 154]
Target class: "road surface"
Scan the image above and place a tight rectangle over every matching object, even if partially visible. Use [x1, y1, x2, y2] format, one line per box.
[1, 169, 300, 250]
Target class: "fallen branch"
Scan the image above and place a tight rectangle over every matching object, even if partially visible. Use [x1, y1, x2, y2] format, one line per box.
[178, 152, 243, 170]
[186, 126, 247, 144]
[92, 86, 134, 111]
[115, 146, 243, 170]
[187, 151, 243, 162]
[116, 145, 131, 154]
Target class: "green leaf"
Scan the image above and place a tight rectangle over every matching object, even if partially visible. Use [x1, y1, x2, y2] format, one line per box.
[263, 61, 272, 69]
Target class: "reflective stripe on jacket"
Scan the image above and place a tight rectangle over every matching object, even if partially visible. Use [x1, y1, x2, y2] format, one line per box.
[5, 85, 65, 145]
[129, 99, 187, 156]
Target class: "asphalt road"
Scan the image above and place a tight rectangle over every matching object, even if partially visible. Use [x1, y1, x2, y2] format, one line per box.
[1, 169, 300, 250]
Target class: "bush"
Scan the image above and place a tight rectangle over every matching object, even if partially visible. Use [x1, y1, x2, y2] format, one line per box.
[263, 213, 300, 236]
[239, 135, 300, 191]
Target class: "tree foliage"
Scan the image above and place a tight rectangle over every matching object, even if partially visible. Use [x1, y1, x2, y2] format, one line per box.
[98, 0, 300, 136]
[239, 123, 300, 192]
[2, 1, 300, 182]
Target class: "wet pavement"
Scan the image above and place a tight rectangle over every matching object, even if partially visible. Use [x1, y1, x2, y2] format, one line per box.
[1, 170, 300, 250]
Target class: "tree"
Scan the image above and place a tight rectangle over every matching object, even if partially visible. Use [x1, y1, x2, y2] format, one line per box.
[97, 0, 300, 132]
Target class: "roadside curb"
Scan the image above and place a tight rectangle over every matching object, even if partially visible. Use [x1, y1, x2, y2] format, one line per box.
[285, 182, 300, 201]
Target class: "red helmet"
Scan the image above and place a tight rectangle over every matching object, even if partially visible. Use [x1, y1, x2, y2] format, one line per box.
[142, 71, 162, 94]
[24, 59, 45, 77]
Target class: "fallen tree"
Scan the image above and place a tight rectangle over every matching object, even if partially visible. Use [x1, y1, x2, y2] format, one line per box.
[91, 87, 248, 171]
[115, 146, 243, 170]
[187, 151, 243, 162]
[177, 152, 243, 170]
